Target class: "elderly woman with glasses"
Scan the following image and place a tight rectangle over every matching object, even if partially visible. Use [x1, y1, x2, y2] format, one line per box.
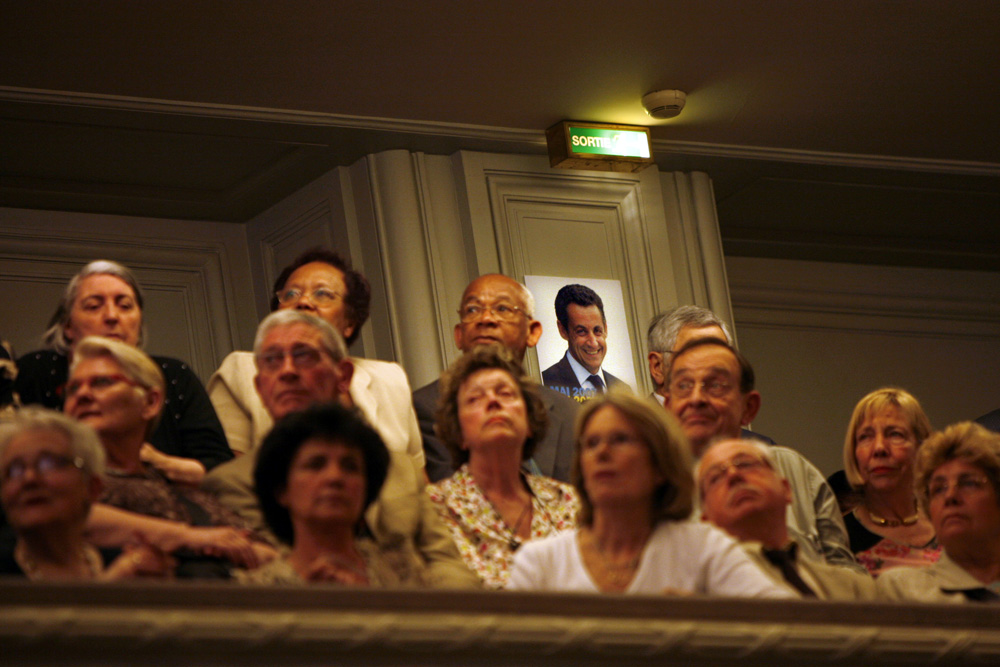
[62, 336, 274, 577]
[207, 248, 424, 471]
[878, 422, 1000, 603]
[13, 260, 232, 483]
[508, 391, 791, 597]
[0, 408, 173, 580]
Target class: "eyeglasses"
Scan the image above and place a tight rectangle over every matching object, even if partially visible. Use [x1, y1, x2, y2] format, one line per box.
[927, 473, 992, 500]
[457, 302, 527, 323]
[257, 345, 327, 373]
[65, 374, 139, 398]
[668, 377, 733, 399]
[702, 455, 768, 491]
[2, 452, 86, 484]
[275, 287, 343, 307]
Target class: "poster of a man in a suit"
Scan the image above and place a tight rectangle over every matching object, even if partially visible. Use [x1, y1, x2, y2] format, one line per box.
[525, 277, 636, 403]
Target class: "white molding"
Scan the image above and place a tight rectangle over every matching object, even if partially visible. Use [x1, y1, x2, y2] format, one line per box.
[4, 86, 998, 177]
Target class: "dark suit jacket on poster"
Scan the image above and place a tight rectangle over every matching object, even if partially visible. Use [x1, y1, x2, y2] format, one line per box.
[542, 354, 624, 403]
[413, 378, 580, 484]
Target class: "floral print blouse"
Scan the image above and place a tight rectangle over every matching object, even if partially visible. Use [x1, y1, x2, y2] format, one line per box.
[845, 511, 942, 577]
[426, 465, 579, 589]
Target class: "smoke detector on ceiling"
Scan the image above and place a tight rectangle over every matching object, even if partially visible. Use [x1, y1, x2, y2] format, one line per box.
[642, 89, 687, 120]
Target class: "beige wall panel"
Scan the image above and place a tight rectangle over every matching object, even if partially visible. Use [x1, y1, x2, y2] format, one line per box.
[244, 169, 368, 353]
[0, 207, 255, 381]
[452, 153, 685, 391]
[727, 256, 1000, 475]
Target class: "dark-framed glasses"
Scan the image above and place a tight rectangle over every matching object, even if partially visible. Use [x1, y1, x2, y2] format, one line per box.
[457, 302, 527, 323]
[2, 452, 86, 484]
[275, 287, 343, 307]
[257, 345, 326, 373]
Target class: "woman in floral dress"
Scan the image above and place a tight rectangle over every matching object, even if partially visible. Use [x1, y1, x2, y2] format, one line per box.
[426, 346, 578, 588]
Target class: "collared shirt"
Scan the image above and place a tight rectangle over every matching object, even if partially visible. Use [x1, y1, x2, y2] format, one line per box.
[743, 539, 877, 600]
[564, 351, 608, 392]
[426, 465, 579, 589]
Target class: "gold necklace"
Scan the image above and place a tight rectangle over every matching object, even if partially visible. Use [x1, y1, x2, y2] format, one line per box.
[860, 505, 919, 527]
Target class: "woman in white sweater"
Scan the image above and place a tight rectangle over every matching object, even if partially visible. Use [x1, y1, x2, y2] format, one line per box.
[508, 391, 792, 598]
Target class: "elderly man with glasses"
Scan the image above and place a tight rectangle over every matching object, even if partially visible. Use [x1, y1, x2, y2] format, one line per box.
[203, 310, 478, 588]
[663, 336, 861, 571]
[698, 438, 875, 599]
[413, 274, 579, 483]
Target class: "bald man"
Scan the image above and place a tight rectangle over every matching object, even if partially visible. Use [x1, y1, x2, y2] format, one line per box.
[413, 274, 579, 482]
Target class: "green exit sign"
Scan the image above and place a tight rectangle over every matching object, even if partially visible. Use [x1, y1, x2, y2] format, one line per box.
[546, 121, 653, 172]
[568, 126, 650, 158]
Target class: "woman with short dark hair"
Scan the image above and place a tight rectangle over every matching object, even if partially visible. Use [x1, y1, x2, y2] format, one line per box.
[244, 404, 426, 586]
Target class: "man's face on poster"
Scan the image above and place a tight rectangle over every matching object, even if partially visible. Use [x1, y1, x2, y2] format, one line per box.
[559, 303, 607, 375]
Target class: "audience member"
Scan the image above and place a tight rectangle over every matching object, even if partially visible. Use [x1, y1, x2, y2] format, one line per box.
[414, 274, 579, 482]
[208, 248, 423, 470]
[1, 408, 173, 580]
[508, 391, 792, 597]
[541, 284, 624, 399]
[663, 337, 858, 570]
[64, 336, 273, 576]
[698, 438, 875, 599]
[14, 260, 232, 479]
[646, 306, 773, 444]
[427, 346, 578, 588]
[829, 388, 939, 576]
[878, 422, 1000, 603]
[202, 310, 478, 588]
[241, 404, 426, 586]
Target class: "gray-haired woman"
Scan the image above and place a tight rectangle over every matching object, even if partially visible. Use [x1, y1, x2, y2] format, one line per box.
[14, 260, 232, 482]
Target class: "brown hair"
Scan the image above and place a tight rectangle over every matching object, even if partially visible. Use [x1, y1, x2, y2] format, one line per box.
[435, 346, 547, 467]
[573, 391, 694, 526]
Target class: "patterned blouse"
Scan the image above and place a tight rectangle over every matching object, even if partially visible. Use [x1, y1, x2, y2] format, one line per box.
[845, 511, 942, 577]
[101, 463, 254, 532]
[426, 465, 579, 589]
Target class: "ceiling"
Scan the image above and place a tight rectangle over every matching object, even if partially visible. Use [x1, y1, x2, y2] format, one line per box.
[2, 1, 999, 270]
